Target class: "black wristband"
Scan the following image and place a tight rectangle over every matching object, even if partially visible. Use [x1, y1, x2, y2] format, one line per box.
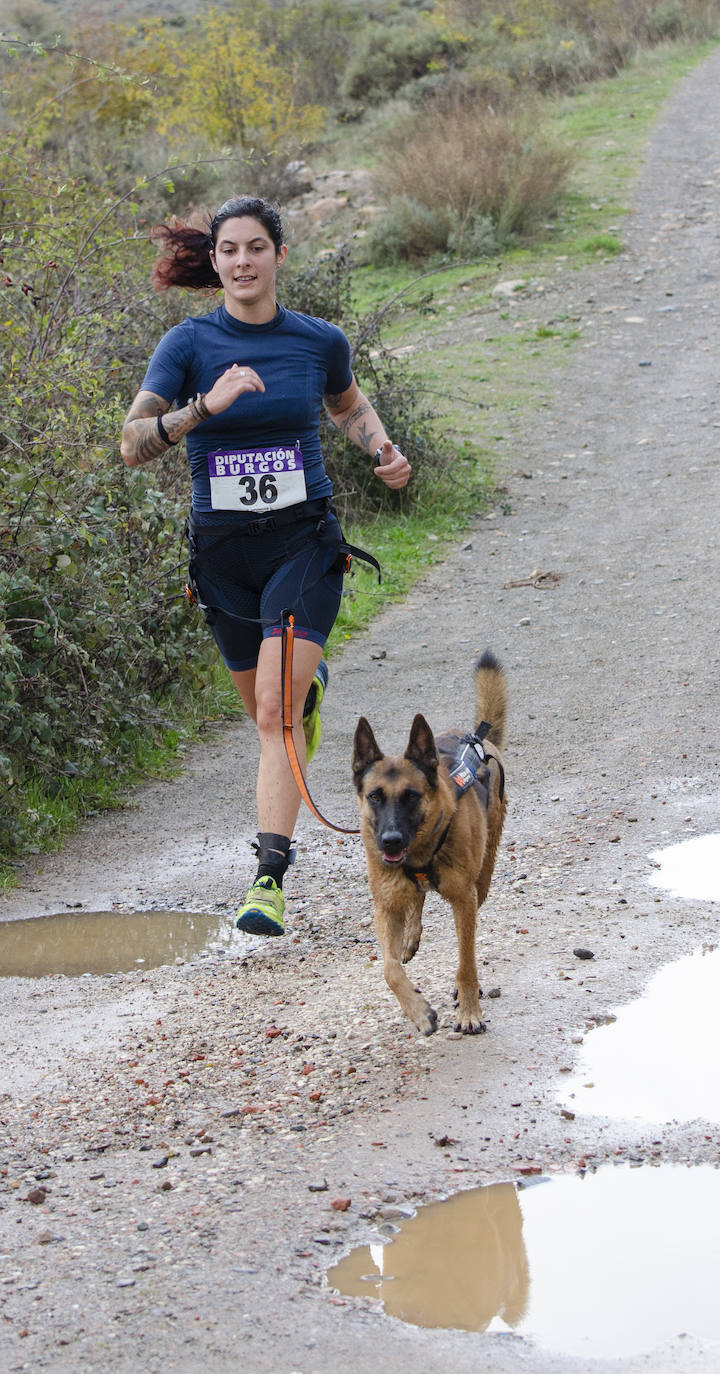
[157, 413, 175, 446]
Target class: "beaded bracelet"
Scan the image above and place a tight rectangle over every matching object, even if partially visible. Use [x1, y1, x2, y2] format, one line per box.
[189, 393, 211, 422]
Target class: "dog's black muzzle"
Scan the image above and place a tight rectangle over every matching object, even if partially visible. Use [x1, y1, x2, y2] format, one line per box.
[378, 829, 406, 865]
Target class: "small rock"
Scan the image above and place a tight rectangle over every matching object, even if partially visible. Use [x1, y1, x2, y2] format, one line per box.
[25, 1187, 48, 1205]
[378, 1204, 414, 1220]
[331, 1197, 351, 1212]
[492, 279, 527, 298]
[573, 947, 594, 960]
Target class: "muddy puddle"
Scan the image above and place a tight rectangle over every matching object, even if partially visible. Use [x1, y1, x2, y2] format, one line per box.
[560, 834, 720, 1124]
[0, 909, 234, 977]
[562, 943, 720, 1122]
[329, 1165, 720, 1357]
[649, 832, 720, 902]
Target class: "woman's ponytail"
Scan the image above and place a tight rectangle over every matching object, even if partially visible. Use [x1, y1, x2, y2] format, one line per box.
[150, 220, 219, 291]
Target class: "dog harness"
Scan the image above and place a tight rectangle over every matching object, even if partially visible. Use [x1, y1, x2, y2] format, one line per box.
[402, 724, 505, 892]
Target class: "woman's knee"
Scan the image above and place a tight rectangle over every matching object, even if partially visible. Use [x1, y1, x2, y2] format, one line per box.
[255, 686, 283, 736]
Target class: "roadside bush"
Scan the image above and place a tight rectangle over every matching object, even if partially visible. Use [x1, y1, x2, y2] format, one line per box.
[360, 196, 454, 265]
[339, 16, 466, 109]
[643, 2, 696, 40]
[427, 1, 720, 103]
[0, 143, 207, 855]
[368, 98, 572, 261]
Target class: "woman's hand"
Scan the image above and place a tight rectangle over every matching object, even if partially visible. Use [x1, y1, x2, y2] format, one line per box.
[205, 363, 264, 414]
[373, 440, 412, 489]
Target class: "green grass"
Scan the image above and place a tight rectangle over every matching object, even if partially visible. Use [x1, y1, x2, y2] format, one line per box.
[0, 723, 193, 891]
[3, 35, 717, 887]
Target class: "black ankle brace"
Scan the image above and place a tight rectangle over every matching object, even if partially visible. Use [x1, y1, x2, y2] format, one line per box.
[252, 833, 296, 888]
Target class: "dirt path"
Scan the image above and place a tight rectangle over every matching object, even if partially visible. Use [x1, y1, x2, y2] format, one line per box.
[2, 49, 720, 1374]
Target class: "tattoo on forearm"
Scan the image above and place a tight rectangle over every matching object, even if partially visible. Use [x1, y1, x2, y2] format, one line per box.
[338, 400, 372, 436]
[323, 390, 382, 455]
[122, 392, 199, 466]
[357, 422, 377, 452]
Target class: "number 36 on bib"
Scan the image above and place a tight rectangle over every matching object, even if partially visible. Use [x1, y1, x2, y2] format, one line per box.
[208, 444, 307, 512]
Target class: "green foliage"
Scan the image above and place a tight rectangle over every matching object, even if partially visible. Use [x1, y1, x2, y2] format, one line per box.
[359, 196, 454, 266]
[154, 9, 325, 153]
[339, 14, 466, 108]
[0, 127, 208, 857]
[425, 0, 720, 105]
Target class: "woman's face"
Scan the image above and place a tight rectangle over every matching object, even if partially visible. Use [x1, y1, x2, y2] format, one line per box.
[209, 215, 287, 320]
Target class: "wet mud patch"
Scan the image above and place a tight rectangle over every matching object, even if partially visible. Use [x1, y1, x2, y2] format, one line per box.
[329, 1165, 720, 1357]
[562, 944, 720, 1123]
[649, 832, 720, 901]
[0, 909, 234, 977]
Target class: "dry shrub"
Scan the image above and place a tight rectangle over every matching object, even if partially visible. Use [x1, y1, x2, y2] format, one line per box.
[373, 98, 573, 255]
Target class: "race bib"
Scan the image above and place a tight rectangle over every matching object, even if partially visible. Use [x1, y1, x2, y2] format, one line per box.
[208, 444, 307, 512]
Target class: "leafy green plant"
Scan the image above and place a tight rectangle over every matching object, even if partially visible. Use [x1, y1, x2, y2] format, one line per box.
[339, 14, 466, 109]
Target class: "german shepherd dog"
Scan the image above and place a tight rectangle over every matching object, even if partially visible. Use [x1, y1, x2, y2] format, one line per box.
[352, 651, 507, 1036]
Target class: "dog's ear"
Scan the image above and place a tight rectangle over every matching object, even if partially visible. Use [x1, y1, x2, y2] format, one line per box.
[405, 714, 439, 785]
[352, 717, 384, 790]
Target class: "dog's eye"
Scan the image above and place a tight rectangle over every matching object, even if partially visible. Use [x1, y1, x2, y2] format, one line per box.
[402, 788, 422, 807]
[366, 789, 384, 806]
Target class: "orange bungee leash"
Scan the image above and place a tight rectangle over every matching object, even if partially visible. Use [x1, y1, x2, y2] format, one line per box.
[280, 611, 360, 835]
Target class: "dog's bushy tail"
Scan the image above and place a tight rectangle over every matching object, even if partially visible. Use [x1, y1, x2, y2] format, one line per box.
[474, 650, 507, 750]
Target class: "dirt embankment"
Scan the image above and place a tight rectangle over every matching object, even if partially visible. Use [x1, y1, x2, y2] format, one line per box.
[1, 47, 720, 1374]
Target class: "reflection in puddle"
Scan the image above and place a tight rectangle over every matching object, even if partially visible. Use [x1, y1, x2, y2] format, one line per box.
[331, 1183, 528, 1333]
[649, 833, 720, 901]
[562, 945, 720, 1123]
[0, 910, 233, 977]
[329, 1167, 720, 1357]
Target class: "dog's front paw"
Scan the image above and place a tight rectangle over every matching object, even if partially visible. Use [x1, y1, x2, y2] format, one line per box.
[455, 1012, 487, 1035]
[420, 1005, 438, 1036]
[407, 991, 437, 1036]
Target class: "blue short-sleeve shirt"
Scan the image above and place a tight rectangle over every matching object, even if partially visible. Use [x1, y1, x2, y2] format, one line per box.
[140, 304, 353, 524]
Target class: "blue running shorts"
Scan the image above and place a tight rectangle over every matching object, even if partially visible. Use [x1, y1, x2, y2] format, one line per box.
[188, 505, 345, 671]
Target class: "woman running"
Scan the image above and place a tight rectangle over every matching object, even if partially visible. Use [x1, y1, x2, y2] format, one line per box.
[120, 195, 411, 935]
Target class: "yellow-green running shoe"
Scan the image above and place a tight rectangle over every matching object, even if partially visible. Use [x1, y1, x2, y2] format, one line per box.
[235, 876, 285, 936]
[302, 659, 328, 765]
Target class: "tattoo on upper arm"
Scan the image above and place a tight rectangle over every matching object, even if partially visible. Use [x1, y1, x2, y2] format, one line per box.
[323, 391, 345, 409]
